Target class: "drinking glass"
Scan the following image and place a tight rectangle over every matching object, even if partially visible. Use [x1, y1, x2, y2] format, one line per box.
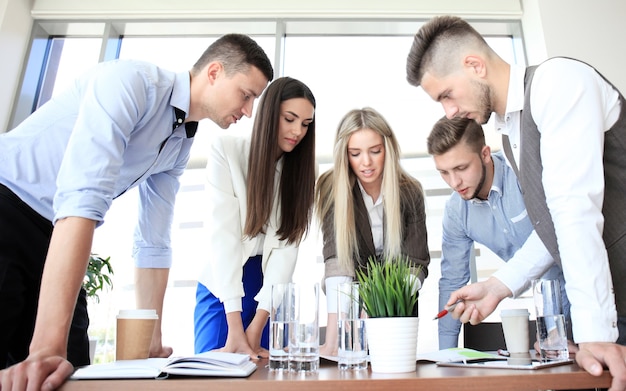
[288, 283, 320, 373]
[533, 279, 569, 361]
[269, 283, 293, 370]
[337, 282, 368, 370]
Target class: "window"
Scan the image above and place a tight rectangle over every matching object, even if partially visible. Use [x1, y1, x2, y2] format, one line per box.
[12, 19, 526, 360]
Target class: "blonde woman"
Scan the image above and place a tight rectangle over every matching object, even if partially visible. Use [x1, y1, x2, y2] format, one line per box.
[316, 107, 430, 356]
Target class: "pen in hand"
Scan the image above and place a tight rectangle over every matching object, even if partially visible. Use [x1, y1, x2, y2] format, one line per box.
[432, 300, 464, 320]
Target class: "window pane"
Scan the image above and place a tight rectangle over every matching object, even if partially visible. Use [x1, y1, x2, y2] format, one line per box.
[283, 35, 516, 162]
[41, 38, 101, 105]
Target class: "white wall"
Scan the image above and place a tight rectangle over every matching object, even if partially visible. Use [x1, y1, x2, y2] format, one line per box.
[0, 0, 33, 132]
[29, 0, 522, 19]
[521, 0, 626, 91]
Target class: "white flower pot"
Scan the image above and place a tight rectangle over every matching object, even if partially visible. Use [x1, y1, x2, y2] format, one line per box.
[365, 317, 419, 373]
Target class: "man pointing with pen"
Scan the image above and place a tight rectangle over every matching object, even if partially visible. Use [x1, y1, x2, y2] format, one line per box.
[426, 116, 570, 349]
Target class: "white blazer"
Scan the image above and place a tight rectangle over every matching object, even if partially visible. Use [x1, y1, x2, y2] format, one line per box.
[198, 135, 298, 314]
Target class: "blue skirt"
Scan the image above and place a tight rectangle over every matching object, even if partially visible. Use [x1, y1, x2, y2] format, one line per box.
[193, 255, 269, 353]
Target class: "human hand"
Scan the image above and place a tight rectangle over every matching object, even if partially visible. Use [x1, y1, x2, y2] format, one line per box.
[244, 327, 268, 359]
[149, 344, 173, 358]
[216, 326, 257, 359]
[319, 343, 338, 357]
[0, 353, 74, 391]
[244, 311, 270, 359]
[576, 342, 626, 391]
[533, 339, 579, 358]
[251, 346, 269, 359]
[147, 326, 173, 358]
[447, 277, 511, 325]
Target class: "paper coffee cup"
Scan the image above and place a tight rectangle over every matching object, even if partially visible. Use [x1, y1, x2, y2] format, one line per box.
[116, 309, 158, 360]
[500, 308, 530, 354]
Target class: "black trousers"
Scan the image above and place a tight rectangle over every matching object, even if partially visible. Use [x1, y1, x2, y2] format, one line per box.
[0, 183, 89, 368]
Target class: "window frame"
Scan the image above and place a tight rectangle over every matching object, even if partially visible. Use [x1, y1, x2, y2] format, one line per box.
[10, 18, 525, 129]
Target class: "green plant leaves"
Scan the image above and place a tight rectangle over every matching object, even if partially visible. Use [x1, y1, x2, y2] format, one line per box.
[84, 254, 114, 303]
[355, 256, 419, 318]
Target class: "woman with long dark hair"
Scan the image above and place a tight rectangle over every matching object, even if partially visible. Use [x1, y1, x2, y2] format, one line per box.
[194, 77, 316, 357]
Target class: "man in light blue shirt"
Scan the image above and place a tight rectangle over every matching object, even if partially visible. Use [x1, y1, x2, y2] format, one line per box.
[427, 116, 570, 349]
[0, 34, 272, 390]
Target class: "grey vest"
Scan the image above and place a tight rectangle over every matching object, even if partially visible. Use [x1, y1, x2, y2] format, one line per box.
[503, 59, 626, 316]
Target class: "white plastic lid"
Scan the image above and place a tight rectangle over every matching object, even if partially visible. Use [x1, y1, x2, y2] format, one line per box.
[117, 309, 159, 319]
[500, 308, 530, 317]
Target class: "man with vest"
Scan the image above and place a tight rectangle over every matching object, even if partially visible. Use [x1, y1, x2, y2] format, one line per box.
[406, 15, 626, 389]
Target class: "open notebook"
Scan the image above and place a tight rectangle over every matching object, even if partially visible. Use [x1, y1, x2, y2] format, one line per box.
[70, 351, 257, 380]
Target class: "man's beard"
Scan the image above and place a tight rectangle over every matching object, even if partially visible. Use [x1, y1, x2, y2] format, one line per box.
[470, 159, 487, 200]
[472, 80, 493, 125]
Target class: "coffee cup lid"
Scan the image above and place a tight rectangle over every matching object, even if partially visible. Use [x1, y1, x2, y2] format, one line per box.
[117, 309, 159, 319]
[500, 308, 530, 317]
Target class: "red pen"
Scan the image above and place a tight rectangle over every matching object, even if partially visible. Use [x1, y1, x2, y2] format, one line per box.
[432, 300, 464, 320]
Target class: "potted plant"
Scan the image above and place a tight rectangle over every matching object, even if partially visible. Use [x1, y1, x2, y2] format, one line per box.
[84, 253, 114, 363]
[84, 253, 114, 303]
[355, 256, 420, 373]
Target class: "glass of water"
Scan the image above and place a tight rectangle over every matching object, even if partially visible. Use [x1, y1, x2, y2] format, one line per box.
[337, 282, 368, 370]
[532, 279, 569, 361]
[288, 283, 320, 373]
[269, 283, 294, 370]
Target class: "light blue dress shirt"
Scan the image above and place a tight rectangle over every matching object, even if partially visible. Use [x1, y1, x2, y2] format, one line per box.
[0, 59, 196, 268]
[438, 151, 568, 349]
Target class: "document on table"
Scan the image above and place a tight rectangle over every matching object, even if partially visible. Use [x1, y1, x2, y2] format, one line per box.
[70, 351, 257, 380]
[437, 358, 574, 370]
[416, 348, 503, 363]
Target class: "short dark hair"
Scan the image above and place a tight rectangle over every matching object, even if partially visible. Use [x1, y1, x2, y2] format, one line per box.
[407, 15, 487, 87]
[427, 116, 485, 155]
[192, 33, 273, 82]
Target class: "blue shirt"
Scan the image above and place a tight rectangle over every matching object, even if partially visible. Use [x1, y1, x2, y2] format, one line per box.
[0, 59, 196, 268]
[438, 152, 567, 349]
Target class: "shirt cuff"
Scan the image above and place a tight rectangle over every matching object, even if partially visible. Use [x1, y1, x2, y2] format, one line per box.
[133, 246, 172, 268]
[570, 307, 618, 343]
[492, 268, 526, 298]
[222, 297, 243, 314]
[407, 274, 422, 295]
[325, 276, 352, 313]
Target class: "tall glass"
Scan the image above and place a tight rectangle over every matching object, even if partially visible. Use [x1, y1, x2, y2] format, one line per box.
[288, 283, 320, 373]
[269, 283, 293, 370]
[533, 279, 569, 361]
[337, 282, 368, 370]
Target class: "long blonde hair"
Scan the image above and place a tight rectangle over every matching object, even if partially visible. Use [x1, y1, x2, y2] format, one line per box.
[316, 107, 417, 270]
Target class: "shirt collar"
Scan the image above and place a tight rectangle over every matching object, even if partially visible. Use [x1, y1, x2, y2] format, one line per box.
[171, 71, 198, 138]
[470, 153, 504, 204]
[357, 180, 383, 206]
[489, 153, 505, 197]
[494, 64, 525, 130]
